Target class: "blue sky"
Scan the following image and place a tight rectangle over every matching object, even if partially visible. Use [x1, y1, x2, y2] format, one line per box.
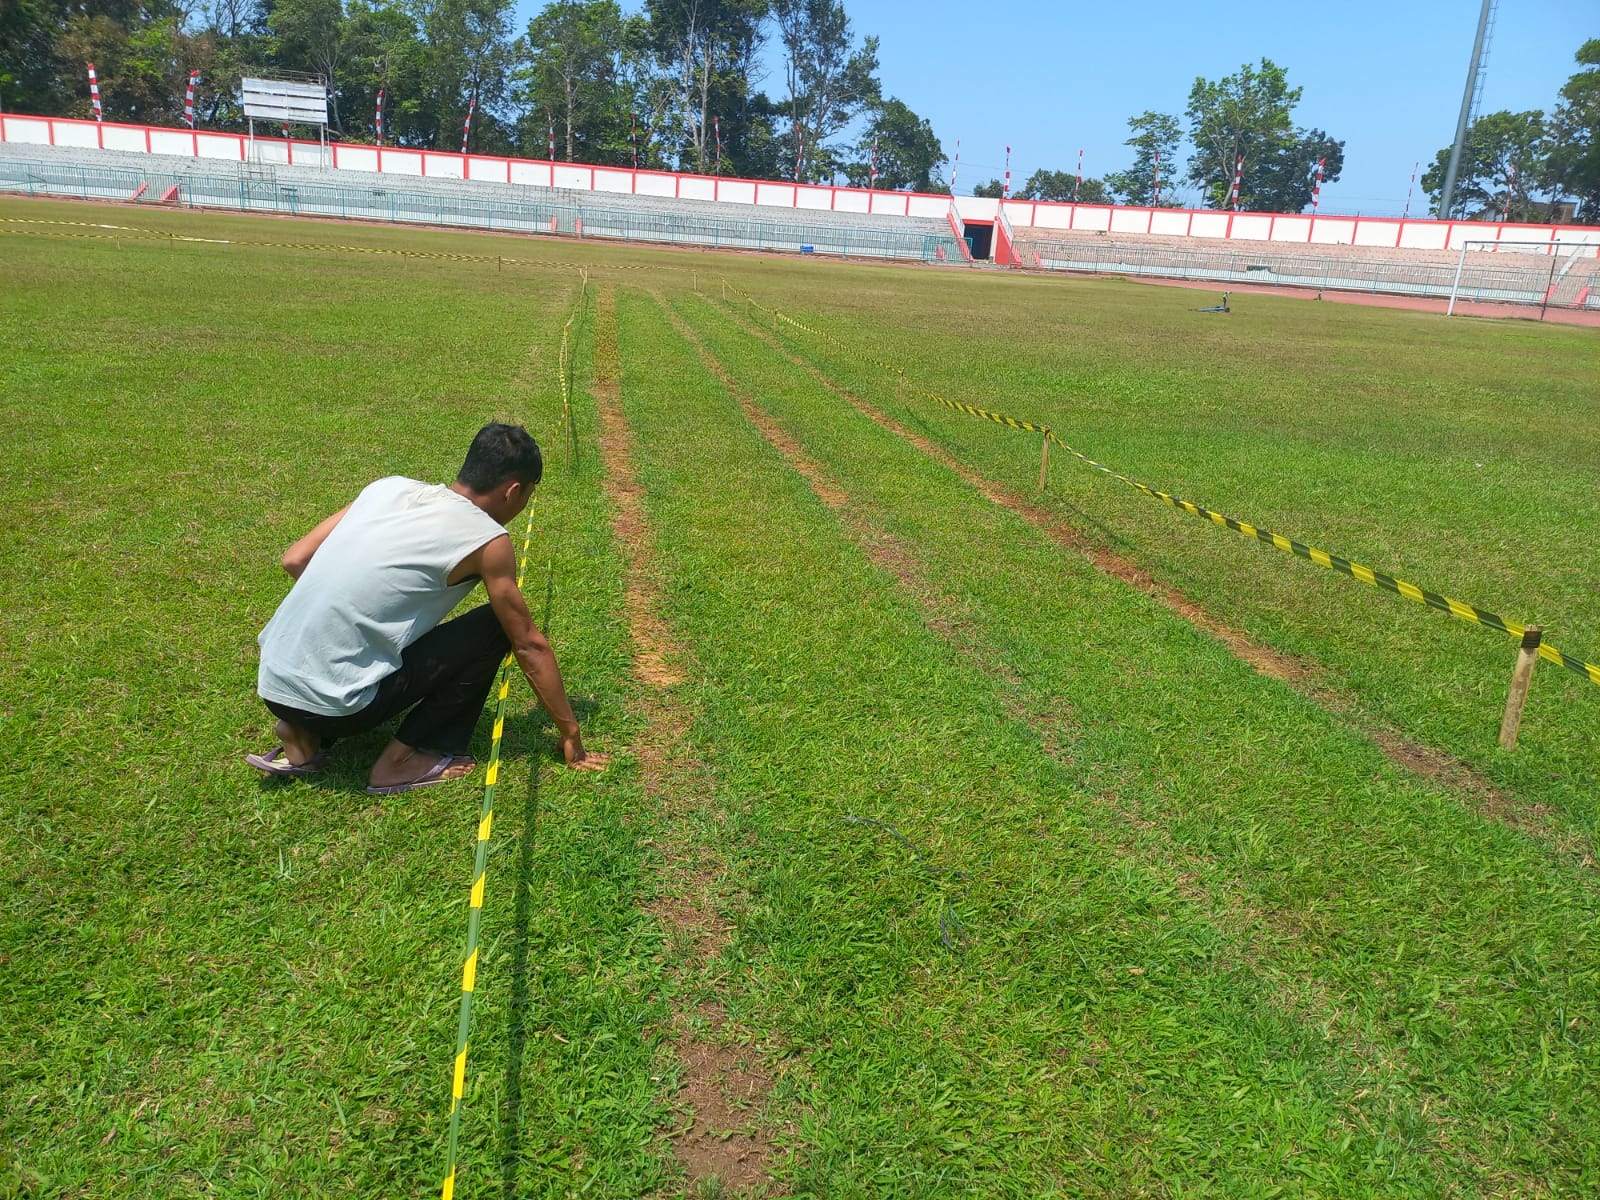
[511, 0, 1594, 216]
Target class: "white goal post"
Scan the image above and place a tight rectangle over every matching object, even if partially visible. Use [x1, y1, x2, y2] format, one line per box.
[1447, 238, 1600, 317]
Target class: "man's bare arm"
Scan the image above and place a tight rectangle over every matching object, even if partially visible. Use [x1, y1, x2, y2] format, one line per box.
[281, 505, 352, 580]
[470, 535, 606, 771]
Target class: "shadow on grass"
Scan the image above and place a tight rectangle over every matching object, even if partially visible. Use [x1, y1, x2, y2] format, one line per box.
[244, 698, 600, 795]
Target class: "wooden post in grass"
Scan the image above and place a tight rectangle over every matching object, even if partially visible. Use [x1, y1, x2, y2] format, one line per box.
[897, 370, 905, 405]
[1499, 625, 1543, 751]
[1039, 428, 1051, 492]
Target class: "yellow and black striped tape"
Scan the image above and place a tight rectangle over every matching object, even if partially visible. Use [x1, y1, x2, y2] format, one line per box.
[723, 280, 1600, 690]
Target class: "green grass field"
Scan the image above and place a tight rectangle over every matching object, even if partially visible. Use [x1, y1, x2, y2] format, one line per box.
[2, 197, 1597, 1198]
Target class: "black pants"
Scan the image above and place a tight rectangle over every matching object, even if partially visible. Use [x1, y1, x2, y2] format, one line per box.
[265, 605, 510, 757]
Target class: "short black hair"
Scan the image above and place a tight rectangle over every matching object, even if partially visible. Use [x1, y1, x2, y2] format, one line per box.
[457, 423, 543, 491]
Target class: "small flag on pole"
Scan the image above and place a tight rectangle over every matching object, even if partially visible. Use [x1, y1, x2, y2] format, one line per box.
[461, 94, 475, 154]
[1228, 154, 1243, 210]
[547, 110, 554, 161]
[88, 63, 102, 122]
[1075, 148, 1083, 202]
[375, 88, 384, 145]
[1310, 156, 1325, 214]
[795, 132, 804, 181]
[1504, 161, 1516, 220]
[183, 71, 199, 128]
[631, 111, 638, 169]
[1402, 159, 1418, 221]
[869, 137, 878, 189]
[1003, 145, 1011, 200]
[714, 115, 722, 175]
[950, 139, 960, 192]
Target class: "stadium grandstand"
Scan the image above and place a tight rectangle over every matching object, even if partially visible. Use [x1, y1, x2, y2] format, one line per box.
[3, 112, 1598, 311]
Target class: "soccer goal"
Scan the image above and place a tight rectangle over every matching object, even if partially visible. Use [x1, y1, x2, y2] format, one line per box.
[1447, 238, 1600, 318]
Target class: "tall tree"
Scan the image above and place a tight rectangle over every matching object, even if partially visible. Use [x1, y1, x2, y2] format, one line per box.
[342, 0, 426, 143]
[646, 0, 767, 173]
[1184, 58, 1339, 211]
[1422, 110, 1548, 220]
[265, 0, 346, 131]
[411, 0, 516, 152]
[771, 0, 877, 182]
[1105, 110, 1180, 206]
[841, 96, 941, 191]
[1542, 38, 1600, 222]
[1252, 129, 1344, 213]
[516, 0, 625, 161]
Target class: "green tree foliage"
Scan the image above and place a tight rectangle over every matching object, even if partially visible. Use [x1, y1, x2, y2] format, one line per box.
[772, 0, 877, 182]
[1423, 110, 1548, 221]
[646, 0, 768, 173]
[1017, 169, 1107, 204]
[841, 96, 941, 191]
[1185, 59, 1342, 212]
[971, 178, 1003, 198]
[1543, 38, 1600, 222]
[515, 0, 625, 161]
[1105, 110, 1180, 206]
[264, 0, 346, 129]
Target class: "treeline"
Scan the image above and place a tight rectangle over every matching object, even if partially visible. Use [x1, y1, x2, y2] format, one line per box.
[1, 2, 1595, 219]
[0, 0, 945, 189]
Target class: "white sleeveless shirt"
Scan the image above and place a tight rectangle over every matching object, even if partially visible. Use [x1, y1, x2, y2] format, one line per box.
[257, 476, 508, 716]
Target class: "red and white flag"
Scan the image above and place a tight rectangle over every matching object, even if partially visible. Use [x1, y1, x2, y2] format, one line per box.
[1075, 148, 1083, 202]
[869, 137, 878, 189]
[950, 139, 960, 192]
[1402, 159, 1418, 221]
[183, 70, 199, 128]
[1310, 156, 1325, 214]
[547, 110, 554, 161]
[1228, 154, 1243, 210]
[1003, 145, 1011, 200]
[88, 63, 102, 122]
[461, 94, 475, 154]
[375, 88, 384, 145]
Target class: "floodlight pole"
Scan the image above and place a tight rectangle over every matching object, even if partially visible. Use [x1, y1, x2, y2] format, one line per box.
[1440, 0, 1494, 219]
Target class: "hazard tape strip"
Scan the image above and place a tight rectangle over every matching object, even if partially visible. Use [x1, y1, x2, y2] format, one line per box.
[439, 272, 587, 1200]
[723, 280, 1600, 689]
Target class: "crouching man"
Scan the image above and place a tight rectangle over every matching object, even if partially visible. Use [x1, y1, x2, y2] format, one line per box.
[247, 422, 606, 793]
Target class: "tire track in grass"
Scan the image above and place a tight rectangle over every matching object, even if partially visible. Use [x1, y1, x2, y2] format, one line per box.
[590, 285, 783, 1196]
[717, 300, 1597, 872]
[661, 300, 1473, 1183]
[675, 293, 1598, 1196]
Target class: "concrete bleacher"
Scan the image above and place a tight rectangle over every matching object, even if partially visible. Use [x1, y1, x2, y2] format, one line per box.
[1010, 225, 1600, 308]
[0, 140, 964, 263]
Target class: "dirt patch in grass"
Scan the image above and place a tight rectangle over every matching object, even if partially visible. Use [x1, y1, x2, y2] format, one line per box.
[725, 308, 1590, 870]
[593, 287, 783, 1195]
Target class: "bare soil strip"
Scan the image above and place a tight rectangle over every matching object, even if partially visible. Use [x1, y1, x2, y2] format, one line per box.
[716, 303, 1595, 871]
[590, 286, 783, 1195]
[662, 301, 1477, 1175]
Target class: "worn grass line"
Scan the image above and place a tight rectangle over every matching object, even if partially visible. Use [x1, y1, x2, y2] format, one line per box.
[679, 291, 1597, 1195]
[716, 296, 1597, 872]
[591, 285, 783, 1196]
[665, 297, 1474, 1184]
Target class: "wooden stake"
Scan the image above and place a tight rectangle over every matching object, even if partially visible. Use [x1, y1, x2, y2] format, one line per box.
[1499, 625, 1543, 751]
[1039, 429, 1051, 493]
[897, 370, 904, 405]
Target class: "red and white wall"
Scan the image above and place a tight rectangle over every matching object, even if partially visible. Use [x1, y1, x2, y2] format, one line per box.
[5, 111, 1599, 254]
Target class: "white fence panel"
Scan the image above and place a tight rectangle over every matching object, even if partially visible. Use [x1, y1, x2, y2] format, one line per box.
[679, 176, 716, 201]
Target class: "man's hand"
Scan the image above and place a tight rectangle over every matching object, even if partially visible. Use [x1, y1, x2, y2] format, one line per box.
[560, 731, 609, 772]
